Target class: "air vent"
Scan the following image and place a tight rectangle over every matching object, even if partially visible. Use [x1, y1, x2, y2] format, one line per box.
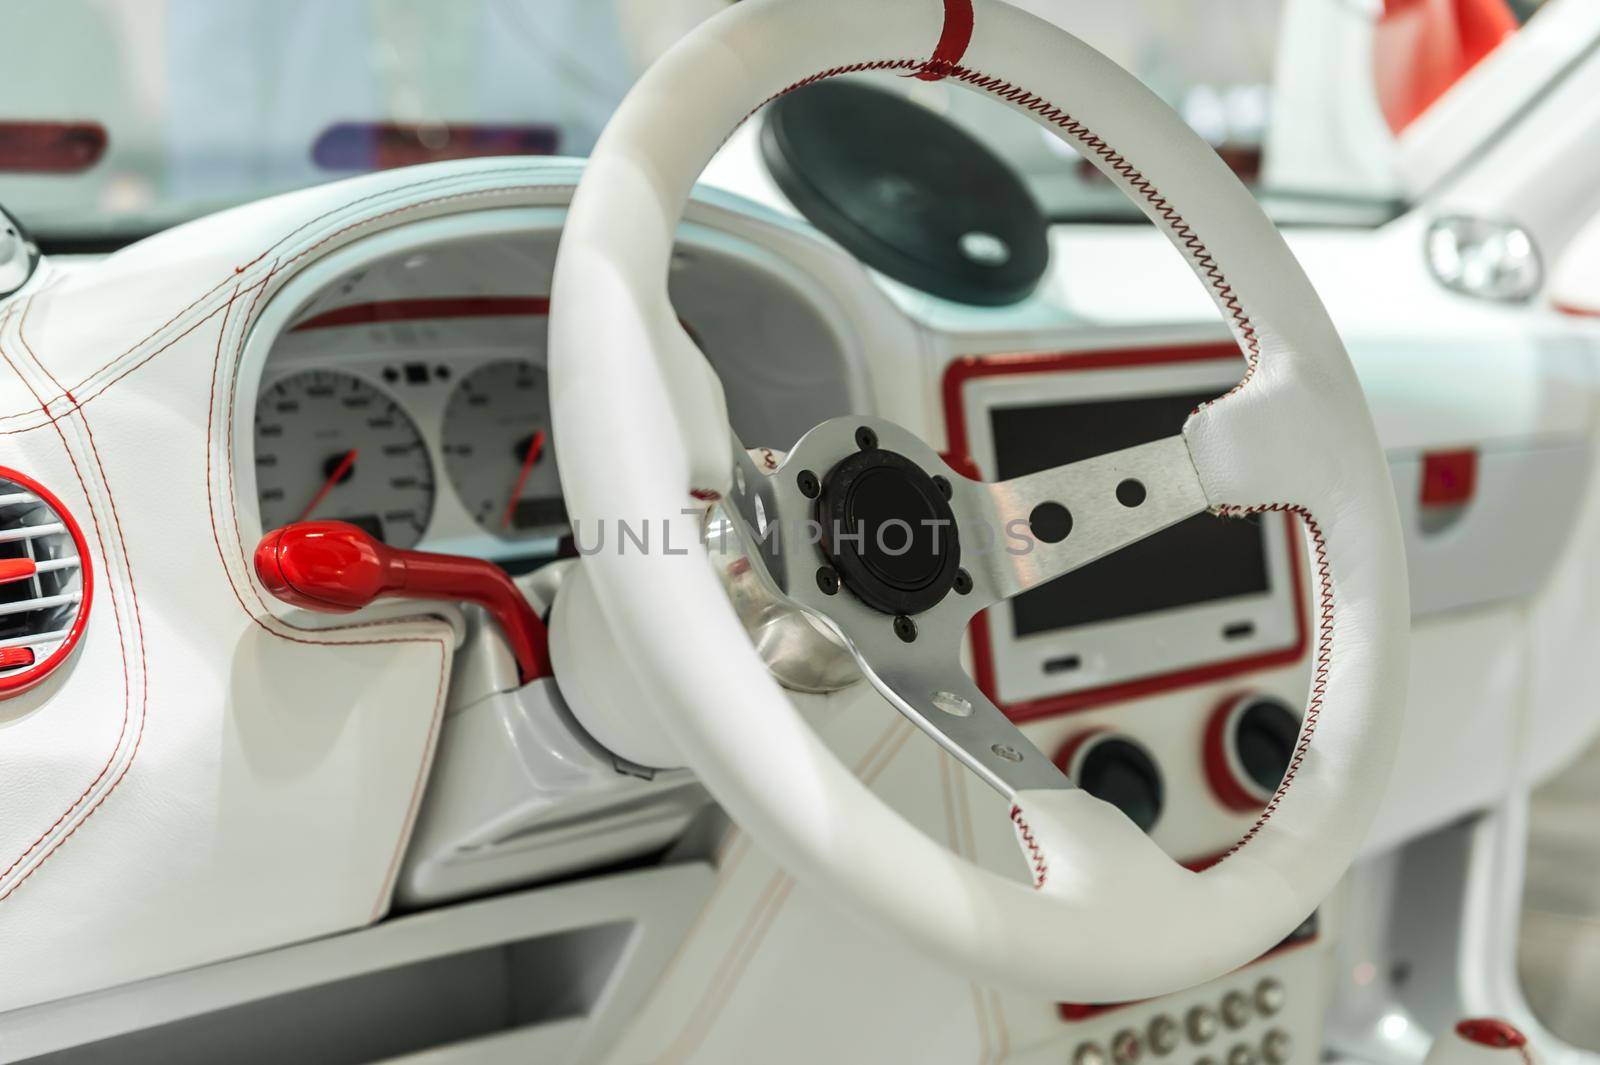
[0, 468, 92, 697]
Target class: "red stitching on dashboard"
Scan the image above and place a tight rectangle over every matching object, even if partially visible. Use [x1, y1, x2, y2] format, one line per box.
[0, 166, 573, 423]
[1010, 804, 1049, 888]
[1212, 506, 1332, 857]
[0, 299, 136, 899]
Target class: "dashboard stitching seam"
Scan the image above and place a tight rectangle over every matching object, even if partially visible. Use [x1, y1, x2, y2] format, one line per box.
[0, 168, 574, 422]
[204, 274, 447, 645]
[0, 298, 136, 900]
[197, 277, 456, 921]
[651, 719, 916, 1065]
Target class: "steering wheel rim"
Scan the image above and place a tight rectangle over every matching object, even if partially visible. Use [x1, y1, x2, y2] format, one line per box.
[549, 0, 1408, 1001]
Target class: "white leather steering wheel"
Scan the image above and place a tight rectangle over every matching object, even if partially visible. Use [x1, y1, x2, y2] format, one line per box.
[549, 0, 1408, 1001]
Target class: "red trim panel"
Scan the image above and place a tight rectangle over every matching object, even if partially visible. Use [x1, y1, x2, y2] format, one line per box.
[941, 344, 1310, 724]
[1420, 448, 1477, 508]
[291, 296, 552, 332]
[0, 467, 94, 698]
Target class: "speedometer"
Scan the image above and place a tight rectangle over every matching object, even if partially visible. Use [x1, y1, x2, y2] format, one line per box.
[254, 369, 434, 548]
[441, 360, 565, 538]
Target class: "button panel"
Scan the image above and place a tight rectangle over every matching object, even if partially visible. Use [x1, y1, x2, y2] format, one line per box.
[1062, 945, 1324, 1065]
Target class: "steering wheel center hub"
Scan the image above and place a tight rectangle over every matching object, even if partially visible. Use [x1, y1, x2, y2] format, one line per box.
[818, 447, 961, 615]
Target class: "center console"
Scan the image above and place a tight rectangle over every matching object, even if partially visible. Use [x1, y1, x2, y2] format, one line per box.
[943, 339, 1326, 1062]
[943, 341, 1307, 720]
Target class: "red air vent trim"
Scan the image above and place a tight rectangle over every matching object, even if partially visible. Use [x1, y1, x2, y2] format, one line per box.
[0, 467, 94, 698]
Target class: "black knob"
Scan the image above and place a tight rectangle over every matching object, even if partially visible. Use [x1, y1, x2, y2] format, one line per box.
[1076, 736, 1164, 833]
[1235, 698, 1301, 794]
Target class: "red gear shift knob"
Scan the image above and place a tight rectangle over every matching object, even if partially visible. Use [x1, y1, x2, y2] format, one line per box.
[255, 520, 551, 684]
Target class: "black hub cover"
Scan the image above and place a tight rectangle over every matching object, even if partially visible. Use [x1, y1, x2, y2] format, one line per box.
[817, 448, 961, 615]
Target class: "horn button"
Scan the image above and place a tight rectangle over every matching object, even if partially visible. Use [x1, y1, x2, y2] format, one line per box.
[817, 448, 962, 616]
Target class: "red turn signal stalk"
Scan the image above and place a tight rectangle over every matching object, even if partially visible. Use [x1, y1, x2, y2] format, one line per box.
[254, 521, 551, 685]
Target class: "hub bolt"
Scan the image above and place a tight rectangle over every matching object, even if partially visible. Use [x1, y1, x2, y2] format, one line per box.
[816, 567, 840, 595]
[953, 568, 973, 595]
[855, 426, 879, 451]
[893, 614, 917, 642]
[797, 469, 820, 498]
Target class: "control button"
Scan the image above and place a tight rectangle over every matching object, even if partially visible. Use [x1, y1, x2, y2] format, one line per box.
[1147, 1015, 1180, 1056]
[1254, 979, 1285, 1017]
[1074, 1042, 1108, 1065]
[816, 446, 962, 616]
[1221, 990, 1253, 1030]
[1262, 1029, 1292, 1065]
[1228, 1044, 1258, 1065]
[1187, 1005, 1220, 1044]
[1111, 1028, 1142, 1065]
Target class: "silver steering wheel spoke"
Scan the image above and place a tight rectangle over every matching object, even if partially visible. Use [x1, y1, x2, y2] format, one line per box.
[968, 435, 1210, 609]
[717, 416, 1208, 801]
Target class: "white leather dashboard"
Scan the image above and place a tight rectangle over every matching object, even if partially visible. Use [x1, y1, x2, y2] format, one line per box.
[0, 150, 1595, 1017]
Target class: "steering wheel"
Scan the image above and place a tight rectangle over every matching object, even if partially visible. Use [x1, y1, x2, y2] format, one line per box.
[548, 0, 1408, 1001]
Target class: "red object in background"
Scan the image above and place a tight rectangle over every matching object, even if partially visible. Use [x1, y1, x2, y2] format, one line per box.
[1375, 0, 1518, 133]
[254, 521, 551, 685]
[1420, 448, 1478, 507]
[1455, 1019, 1528, 1049]
[0, 121, 108, 174]
[311, 122, 559, 172]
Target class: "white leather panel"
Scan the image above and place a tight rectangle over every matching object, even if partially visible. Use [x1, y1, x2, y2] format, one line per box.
[0, 161, 593, 1011]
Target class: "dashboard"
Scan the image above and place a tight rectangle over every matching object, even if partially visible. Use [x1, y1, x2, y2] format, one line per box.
[237, 208, 1328, 883]
[7, 145, 1593, 1062]
[241, 211, 864, 572]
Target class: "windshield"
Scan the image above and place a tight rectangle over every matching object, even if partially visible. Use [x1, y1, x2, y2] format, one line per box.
[0, 0, 1547, 245]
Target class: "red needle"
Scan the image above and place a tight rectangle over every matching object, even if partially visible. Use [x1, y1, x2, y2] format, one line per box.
[297, 448, 358, 523]
[501, 430, 546, 530]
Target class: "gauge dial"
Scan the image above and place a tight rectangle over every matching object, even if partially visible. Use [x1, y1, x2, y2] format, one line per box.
[254, 369, 434, 548]
[442, 360, 566, 538]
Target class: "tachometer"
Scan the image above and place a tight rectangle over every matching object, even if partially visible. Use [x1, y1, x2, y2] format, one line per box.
[441, 360, 565, 538]
[254, 369, 434, 548]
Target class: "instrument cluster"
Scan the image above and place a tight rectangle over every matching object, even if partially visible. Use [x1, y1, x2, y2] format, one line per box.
[253, 306, 567, 565]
